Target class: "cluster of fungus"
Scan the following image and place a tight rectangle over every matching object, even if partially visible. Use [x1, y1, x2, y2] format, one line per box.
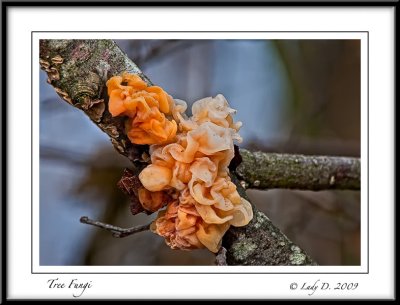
[107, 72, 253, 253]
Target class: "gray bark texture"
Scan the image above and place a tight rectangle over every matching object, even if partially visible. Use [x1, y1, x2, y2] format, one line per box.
[237, 149, 360, 191]
[39, 39, 354, 266]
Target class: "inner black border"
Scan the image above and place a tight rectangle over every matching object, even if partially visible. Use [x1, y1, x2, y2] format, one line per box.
[32, 31, 369, 275]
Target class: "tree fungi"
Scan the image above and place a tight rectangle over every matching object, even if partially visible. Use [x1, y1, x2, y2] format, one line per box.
[107, 73, 253, 253]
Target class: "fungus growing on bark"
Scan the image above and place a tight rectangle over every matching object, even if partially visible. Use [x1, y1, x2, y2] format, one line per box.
[106, 72, 177, 145]
[108, 73, 253, 253]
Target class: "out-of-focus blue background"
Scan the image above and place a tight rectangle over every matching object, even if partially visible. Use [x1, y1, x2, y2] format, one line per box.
[40, 40, 360, 265]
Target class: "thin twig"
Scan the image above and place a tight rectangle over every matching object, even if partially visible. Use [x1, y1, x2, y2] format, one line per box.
[80, 216, 151, 238]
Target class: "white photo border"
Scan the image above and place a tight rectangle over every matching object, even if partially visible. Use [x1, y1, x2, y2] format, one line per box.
[31, 31, 369, 275]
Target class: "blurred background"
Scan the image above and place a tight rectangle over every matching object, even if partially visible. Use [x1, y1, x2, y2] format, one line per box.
[40, 39, 360, 266]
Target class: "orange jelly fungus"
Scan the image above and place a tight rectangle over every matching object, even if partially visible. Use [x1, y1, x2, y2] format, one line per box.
[106, 72, 177, 145]
[108, 73, 253, 253]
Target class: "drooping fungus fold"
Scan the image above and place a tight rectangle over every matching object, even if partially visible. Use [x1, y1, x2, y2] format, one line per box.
[108, 73, 253, 253]
[137, 188, 169, 212]
[151, 200, 204, 251]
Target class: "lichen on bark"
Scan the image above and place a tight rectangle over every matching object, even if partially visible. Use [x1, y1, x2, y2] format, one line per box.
[222, 175, 316, 265]
[237, 149, 360, 191]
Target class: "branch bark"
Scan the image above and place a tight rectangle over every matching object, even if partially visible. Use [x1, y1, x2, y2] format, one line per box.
[223, 174, 316, 265]
[237, 149, 360, 191]
[40, 39, 317, 266]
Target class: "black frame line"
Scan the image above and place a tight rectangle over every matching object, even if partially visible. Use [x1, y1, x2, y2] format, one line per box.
[2, 1, 400, 6]
[35, 30, 368, 33]
[31, 31, 369, 275]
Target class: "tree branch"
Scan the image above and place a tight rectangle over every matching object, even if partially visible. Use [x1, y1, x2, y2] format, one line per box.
[237, 149, 360, 191]
[222, 174, 316, 265]
[40, 39, 316, 265]
[80, 216, 150, 238]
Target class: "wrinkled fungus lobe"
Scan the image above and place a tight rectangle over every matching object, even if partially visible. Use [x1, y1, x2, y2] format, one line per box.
[107, 73, 253, 253]
[107, 73, 177, 145]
